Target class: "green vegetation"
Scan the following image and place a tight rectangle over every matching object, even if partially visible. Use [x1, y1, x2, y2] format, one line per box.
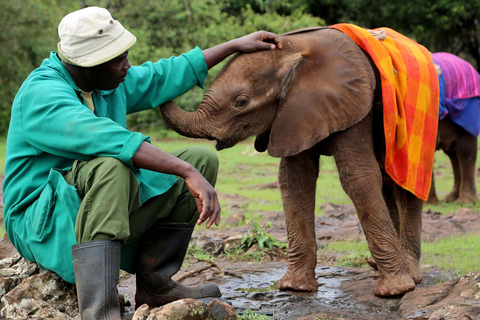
[237, 309, 273, 320]
[322, 241, 370, 268]
[2, 0, 480, 136]
[422, 233, 480, 277]
[241, 221, 287, 250]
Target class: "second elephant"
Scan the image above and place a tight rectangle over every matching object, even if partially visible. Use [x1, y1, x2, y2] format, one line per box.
[428, 52, 479, 204]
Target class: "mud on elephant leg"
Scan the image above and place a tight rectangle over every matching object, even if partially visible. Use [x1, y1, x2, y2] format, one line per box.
[366, 179, 423, 286]
[277, 148, 320, 292]
[333, 119, 415, 297]
[393, 183, 423, 284]
[366, 177, 402, 271]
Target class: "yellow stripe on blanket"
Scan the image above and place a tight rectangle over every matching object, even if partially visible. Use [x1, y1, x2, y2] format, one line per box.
[330, 23, 439, 201]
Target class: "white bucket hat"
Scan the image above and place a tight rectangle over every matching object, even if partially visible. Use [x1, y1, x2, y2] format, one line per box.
[57, 7, 137, 67]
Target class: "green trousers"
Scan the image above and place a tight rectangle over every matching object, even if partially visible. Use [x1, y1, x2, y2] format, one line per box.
[63, 146, 218, 272]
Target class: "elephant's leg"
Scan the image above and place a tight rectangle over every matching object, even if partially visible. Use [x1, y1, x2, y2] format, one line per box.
[333, 118, 414, 297]
[366, 177, 400, 270]
[426, 169, 439, 204]
[456, 134, 478, 203]
[277, 148, 320, 292]
[442, 149, 461, 202]
[393, 184, 423, 284]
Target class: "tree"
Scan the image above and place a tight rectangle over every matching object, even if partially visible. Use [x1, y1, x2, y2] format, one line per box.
[0, 0, 79, 135]
[301, 0, 480, 70]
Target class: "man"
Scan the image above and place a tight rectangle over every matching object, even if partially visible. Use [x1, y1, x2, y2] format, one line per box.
[2, 6, 282, 319]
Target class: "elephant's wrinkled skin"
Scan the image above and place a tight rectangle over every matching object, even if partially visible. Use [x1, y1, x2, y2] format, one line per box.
[160, 28, 426, 297]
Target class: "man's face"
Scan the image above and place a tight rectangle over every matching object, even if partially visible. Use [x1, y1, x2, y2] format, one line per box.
[90, 51, 131, 90]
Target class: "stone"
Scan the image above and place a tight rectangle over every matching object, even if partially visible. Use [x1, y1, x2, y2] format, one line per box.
[207, 298, 237, 320]
[132, 299, 208, 320]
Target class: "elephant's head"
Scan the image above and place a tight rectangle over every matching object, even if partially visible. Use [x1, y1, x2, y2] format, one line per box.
[161, 28, 376, 157]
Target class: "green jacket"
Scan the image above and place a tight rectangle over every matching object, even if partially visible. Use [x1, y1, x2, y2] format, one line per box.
[3, 48, 208, 283]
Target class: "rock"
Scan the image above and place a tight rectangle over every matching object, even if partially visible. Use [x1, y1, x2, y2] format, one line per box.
[223, 235, 244, 251]
[0, 234, 18, 260]
[132, 299, 207, 320]
[224, 213, 245, 226]
[401, 272, 480, 319]
[0, 270, 78, 319]
[190, 235, 224, 256]
[0, 255, 39, 301]
[207, 299, 237, 320]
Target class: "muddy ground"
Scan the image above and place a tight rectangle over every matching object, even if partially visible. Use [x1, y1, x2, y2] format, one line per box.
[118, 190, 480, 320]
[1, 179, 480, 319]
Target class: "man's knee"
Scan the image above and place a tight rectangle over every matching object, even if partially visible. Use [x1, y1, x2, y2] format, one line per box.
[89, 157, 136, 180]
[175, 146, 219, 184]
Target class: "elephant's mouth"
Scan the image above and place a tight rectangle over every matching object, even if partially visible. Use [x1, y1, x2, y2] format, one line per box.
[215, 139, 236, 151]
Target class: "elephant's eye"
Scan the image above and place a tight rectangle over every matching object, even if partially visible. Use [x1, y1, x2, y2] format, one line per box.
[235, 99, 249, 108]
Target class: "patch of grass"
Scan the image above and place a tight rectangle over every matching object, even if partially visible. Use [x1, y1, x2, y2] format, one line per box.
[321, 234, 480, 276]
[322, 240, 370, 267]
[237, 309, 274, 320]
[187, 245, 213, 261]
[224, 247, 268, 262]
[422, 233, 480, 277]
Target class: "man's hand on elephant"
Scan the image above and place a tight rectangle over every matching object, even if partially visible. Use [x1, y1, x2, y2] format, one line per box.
[202, 30, 282, 69]
[233, 31, 283, 52]
[184, 172, 221, 228]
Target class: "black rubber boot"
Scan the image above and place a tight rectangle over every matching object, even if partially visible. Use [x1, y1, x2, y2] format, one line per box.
[72, 240, 122, 320]
[135, 223, 221, 308]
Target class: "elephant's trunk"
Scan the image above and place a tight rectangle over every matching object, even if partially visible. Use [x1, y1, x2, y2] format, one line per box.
[160, 101, 212, 139]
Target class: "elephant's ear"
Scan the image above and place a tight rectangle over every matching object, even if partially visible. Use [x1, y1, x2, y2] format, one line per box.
[267, 29, 376, 158]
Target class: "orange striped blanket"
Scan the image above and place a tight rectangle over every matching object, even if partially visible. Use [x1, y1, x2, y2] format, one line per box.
[330, 23, 439, 201]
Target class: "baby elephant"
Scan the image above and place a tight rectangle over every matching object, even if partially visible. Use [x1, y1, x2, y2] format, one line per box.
[161, 25, 439, 297]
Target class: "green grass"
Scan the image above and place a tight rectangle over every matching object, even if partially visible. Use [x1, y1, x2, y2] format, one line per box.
[422, 233, 480, 277]
[322, 233, 480, 277]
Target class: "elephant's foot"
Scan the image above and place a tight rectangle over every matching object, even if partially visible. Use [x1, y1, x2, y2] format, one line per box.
[456, 193, 478, 204]
[374, 273, 415, 297]
[277, 269, 318, 292]
[442, 190, 459, 203]
[406, 257, 422, 284]
[367, 257, 421, 284]
[366, 256, 378, 270]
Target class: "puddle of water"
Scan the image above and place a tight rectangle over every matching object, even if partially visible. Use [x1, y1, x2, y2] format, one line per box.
[119, 265, 377, 319]
[218, 265, 352, 318]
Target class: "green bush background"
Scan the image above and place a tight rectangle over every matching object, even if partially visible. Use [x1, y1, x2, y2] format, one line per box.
[1, 0, 480, 135]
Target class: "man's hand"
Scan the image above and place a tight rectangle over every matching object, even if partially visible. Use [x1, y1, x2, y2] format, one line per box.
[132, 142, 221, 228]
[184, 171, 221, 228]
[232, 31, 283, 53]
[203, 30, 283, 69]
